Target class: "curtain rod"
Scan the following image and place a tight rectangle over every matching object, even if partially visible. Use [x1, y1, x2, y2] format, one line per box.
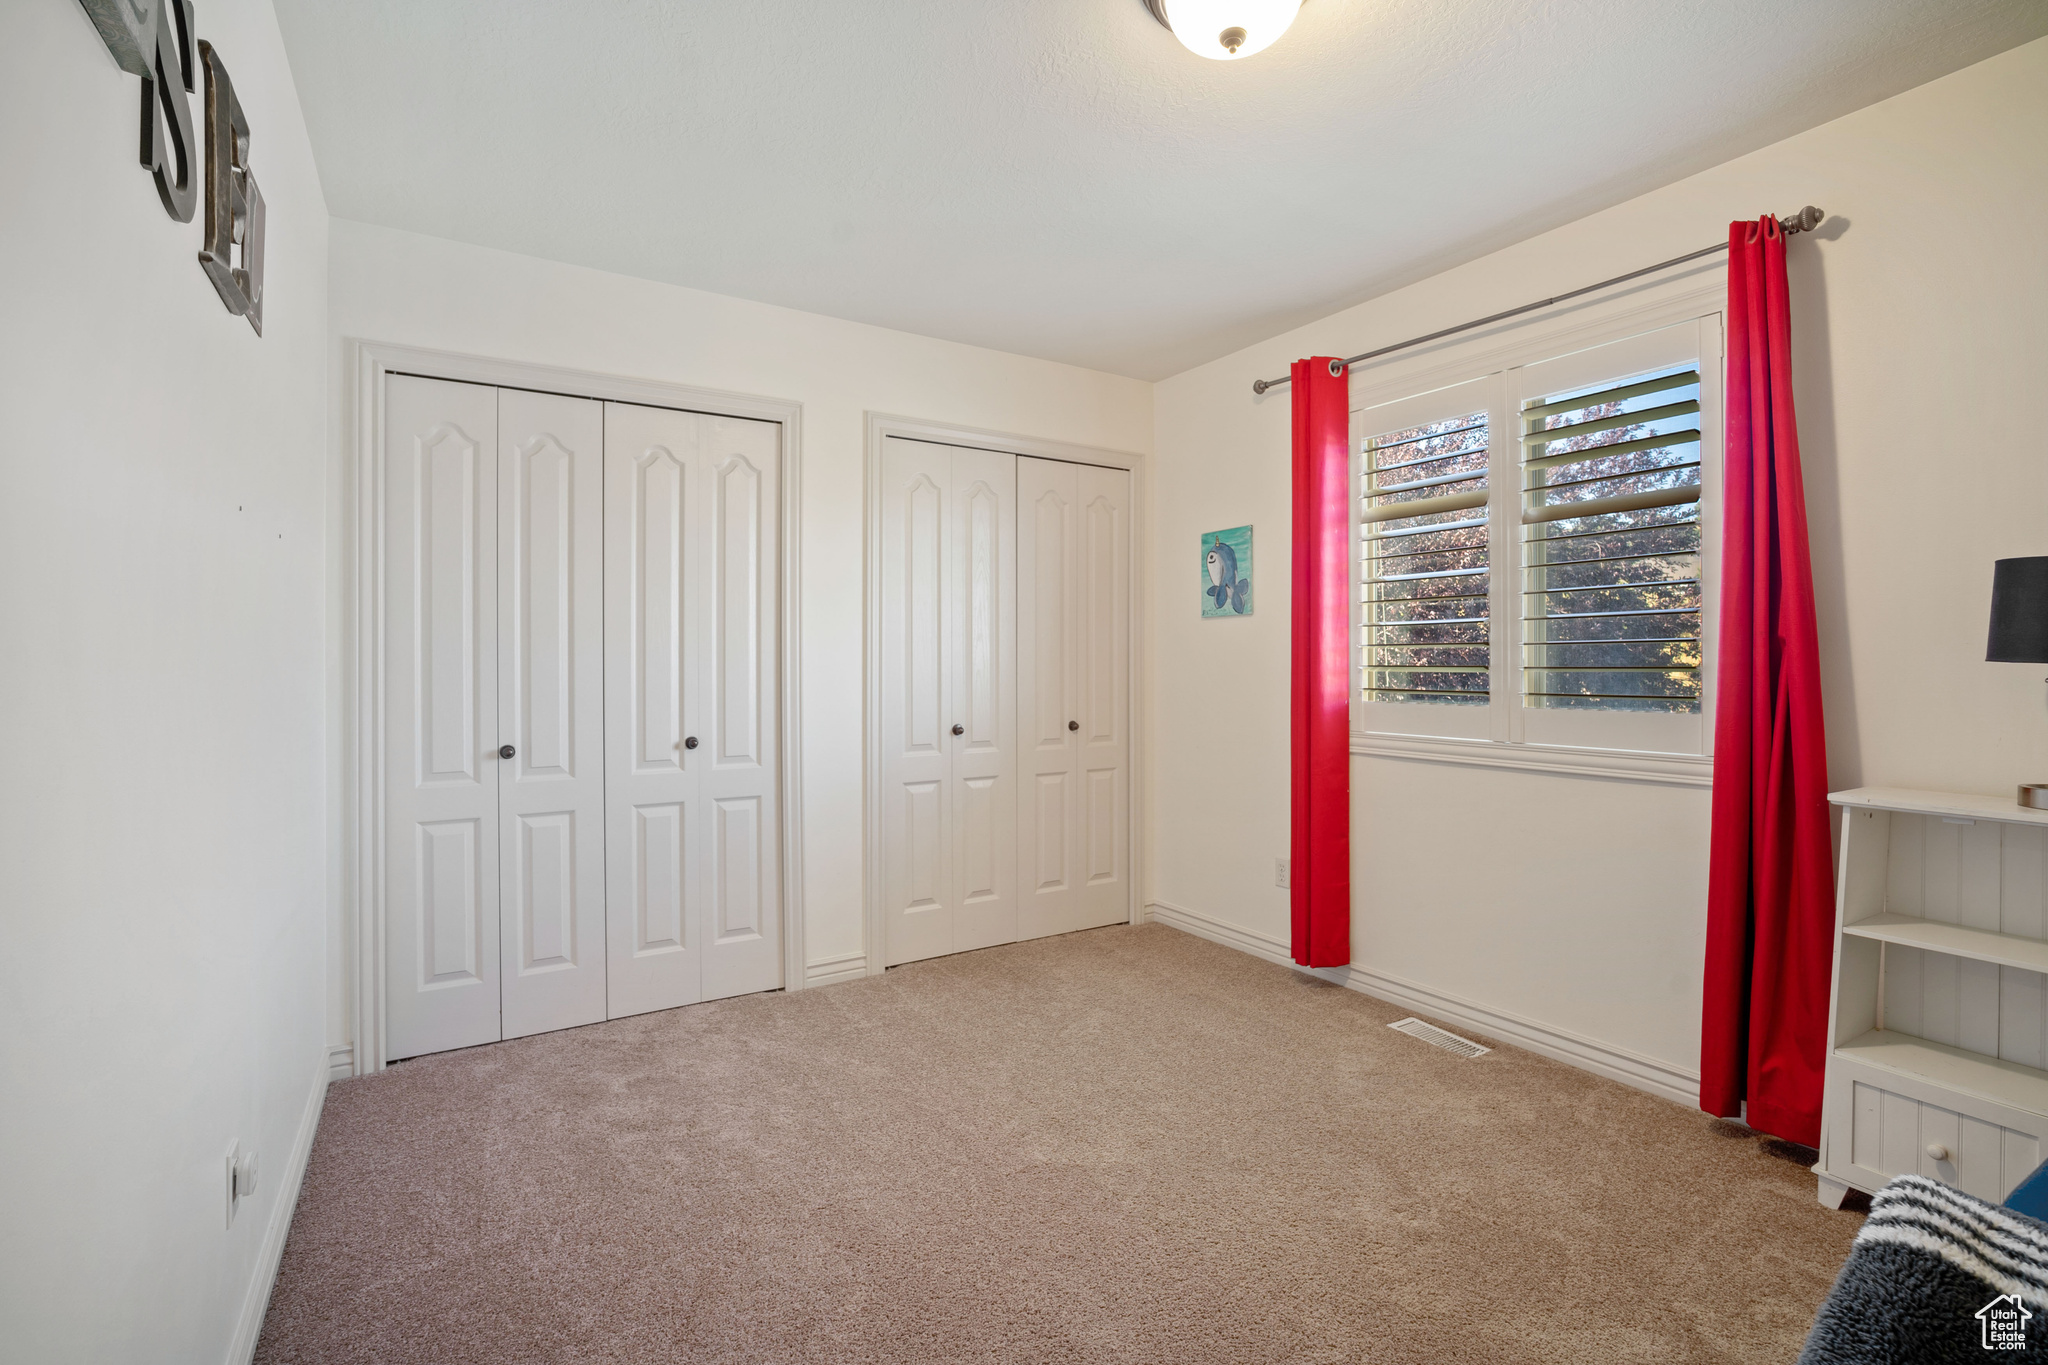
[1248, 206, 1826, 396]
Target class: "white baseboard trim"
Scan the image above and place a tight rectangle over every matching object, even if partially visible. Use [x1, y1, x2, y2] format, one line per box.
[1327, 962, 1701, 1107]
[325, 1043, 354, 1082]
[225, 1055, 327, 1365]
[804, 952, 868, 988]
[1146, 899, 1700, 1108]
[1146, 899, 1293, 966]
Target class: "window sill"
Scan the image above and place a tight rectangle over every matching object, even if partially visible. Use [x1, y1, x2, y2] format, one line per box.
[1351, 732, 1713, 787]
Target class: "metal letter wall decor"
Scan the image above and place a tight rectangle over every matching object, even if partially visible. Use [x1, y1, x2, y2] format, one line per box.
[198, 40, 263, 332]
[76, 0, 159, 72]
[141, 0, 196, 221]
[78, 0, 267, 334]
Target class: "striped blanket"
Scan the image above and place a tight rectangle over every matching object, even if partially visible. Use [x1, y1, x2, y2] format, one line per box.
[1800, 1174, 2048, 1363]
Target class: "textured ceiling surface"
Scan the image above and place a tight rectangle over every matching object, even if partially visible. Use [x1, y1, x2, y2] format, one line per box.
[272, 0, 2047, 379]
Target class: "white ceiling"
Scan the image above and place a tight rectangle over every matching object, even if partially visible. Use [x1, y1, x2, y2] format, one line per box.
[273, 0, 2047, 379]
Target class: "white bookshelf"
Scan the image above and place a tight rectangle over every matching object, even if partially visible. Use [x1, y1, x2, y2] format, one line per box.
[1816, 788, 2048, 1208]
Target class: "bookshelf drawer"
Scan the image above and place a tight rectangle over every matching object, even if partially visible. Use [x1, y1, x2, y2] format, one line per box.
[1822, 1052, 2044, 1201]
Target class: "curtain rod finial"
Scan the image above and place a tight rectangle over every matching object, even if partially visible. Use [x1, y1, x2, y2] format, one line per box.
[1252, 378, 1271, 395]
[1784, 205, 1825, 234]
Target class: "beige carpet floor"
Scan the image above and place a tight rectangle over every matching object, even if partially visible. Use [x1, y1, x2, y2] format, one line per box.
[257, 924, 1860, 1364]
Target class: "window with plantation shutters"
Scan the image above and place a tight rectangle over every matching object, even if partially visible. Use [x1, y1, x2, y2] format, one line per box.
[1520, 365, 1703, 713]
[1353, 314, 1721, 759]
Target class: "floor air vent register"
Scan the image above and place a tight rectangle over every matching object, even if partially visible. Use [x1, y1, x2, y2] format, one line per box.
[1387, 1017, 1491, 1058]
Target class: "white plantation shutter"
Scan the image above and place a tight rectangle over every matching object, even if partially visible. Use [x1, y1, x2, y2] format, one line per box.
[1519, 364, 1704, 713]
[1361, 410, 1491, 706]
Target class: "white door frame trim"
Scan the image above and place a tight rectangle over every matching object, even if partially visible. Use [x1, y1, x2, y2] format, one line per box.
[861, 413, 1149, 978]
[345, 338, 806, 1075]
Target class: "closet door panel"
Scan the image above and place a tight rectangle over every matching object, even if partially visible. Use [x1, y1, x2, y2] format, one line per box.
[714, 796, 765, 938]
[1024, 480, 1072, 753]
[635, 448, 689, 772]
[497, 389, 608, 1039]
[1032, 773, 1069, 886]
[515, 434, 577, 774]
[949, 449, 1017, 953]
[700, 417, 781, 1000]
[1075, 465, 1132, 929]
[1086, 769, 1118, 884]
[418, 819, 485, 984]
[880, 437, 955, 966]
[384, 375, 502, 1060]
[1016, 457, 1080, 940]
[514, 812, 577, 966]
[631, 802, 688, 953]
[605, 402, 706, 1016]
[715, 452, 763, 767]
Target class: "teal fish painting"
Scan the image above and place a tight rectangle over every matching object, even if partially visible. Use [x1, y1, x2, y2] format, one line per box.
[1201, 525, 1253, 616]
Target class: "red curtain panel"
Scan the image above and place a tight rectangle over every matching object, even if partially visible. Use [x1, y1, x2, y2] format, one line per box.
[1291, 357, 1352, 968]
[1698, 217, 1835, 1147]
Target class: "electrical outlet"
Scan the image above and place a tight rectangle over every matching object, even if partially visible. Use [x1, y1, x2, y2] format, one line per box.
[225, 1142, 258, 1228]
[1275, 857, 1290, 889]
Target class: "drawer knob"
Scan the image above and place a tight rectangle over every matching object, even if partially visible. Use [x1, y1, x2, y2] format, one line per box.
[1926, 1142, 1952, 1162]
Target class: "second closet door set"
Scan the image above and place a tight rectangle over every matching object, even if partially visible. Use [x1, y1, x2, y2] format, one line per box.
[383, 375, 781, 1061]
[878, 436, 1132, 968]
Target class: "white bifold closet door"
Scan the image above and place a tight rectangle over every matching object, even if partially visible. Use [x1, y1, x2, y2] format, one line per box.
[1016, 456, 1131, 939]
[383, 378, 781, 1063]
[384, 376, 608, 1058]
[603, 401, 781, 1016]
[878, 436, 1018, 966]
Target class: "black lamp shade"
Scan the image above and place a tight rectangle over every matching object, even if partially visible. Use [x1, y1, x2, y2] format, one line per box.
[1988, 557, 2048, 663]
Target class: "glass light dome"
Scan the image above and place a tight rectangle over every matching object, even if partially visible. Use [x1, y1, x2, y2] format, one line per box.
[1156, 0, 1303, 60]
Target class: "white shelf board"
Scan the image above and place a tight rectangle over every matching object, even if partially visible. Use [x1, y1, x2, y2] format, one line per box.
[1836, 1029, 2048, 1115]
[1844, 913, 2048, 974]
[1830, 786, 2048, 827]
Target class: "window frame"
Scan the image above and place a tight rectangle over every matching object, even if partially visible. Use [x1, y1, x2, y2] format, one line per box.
[1348, 290, 1725, 782]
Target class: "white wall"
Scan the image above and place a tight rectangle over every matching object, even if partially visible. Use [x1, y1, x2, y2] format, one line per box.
[1146, 38, 2048, 1100]
[324, 220, 1153, 1052]
[0, 2, 332, 1362]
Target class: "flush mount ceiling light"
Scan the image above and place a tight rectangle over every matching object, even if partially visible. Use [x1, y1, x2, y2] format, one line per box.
[1142, 0, 1304, 60]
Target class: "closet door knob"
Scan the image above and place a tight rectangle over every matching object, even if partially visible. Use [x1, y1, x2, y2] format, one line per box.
[1068, 720, 1079, 732]
[684, 736, 699, 750]
[1927, 1143, 1951, 1162]
[951, 724, 964, 736]
[498, 744, 516, 760]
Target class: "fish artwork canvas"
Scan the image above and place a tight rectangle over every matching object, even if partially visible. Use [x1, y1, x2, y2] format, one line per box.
[1201, 525, 1253, 616]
